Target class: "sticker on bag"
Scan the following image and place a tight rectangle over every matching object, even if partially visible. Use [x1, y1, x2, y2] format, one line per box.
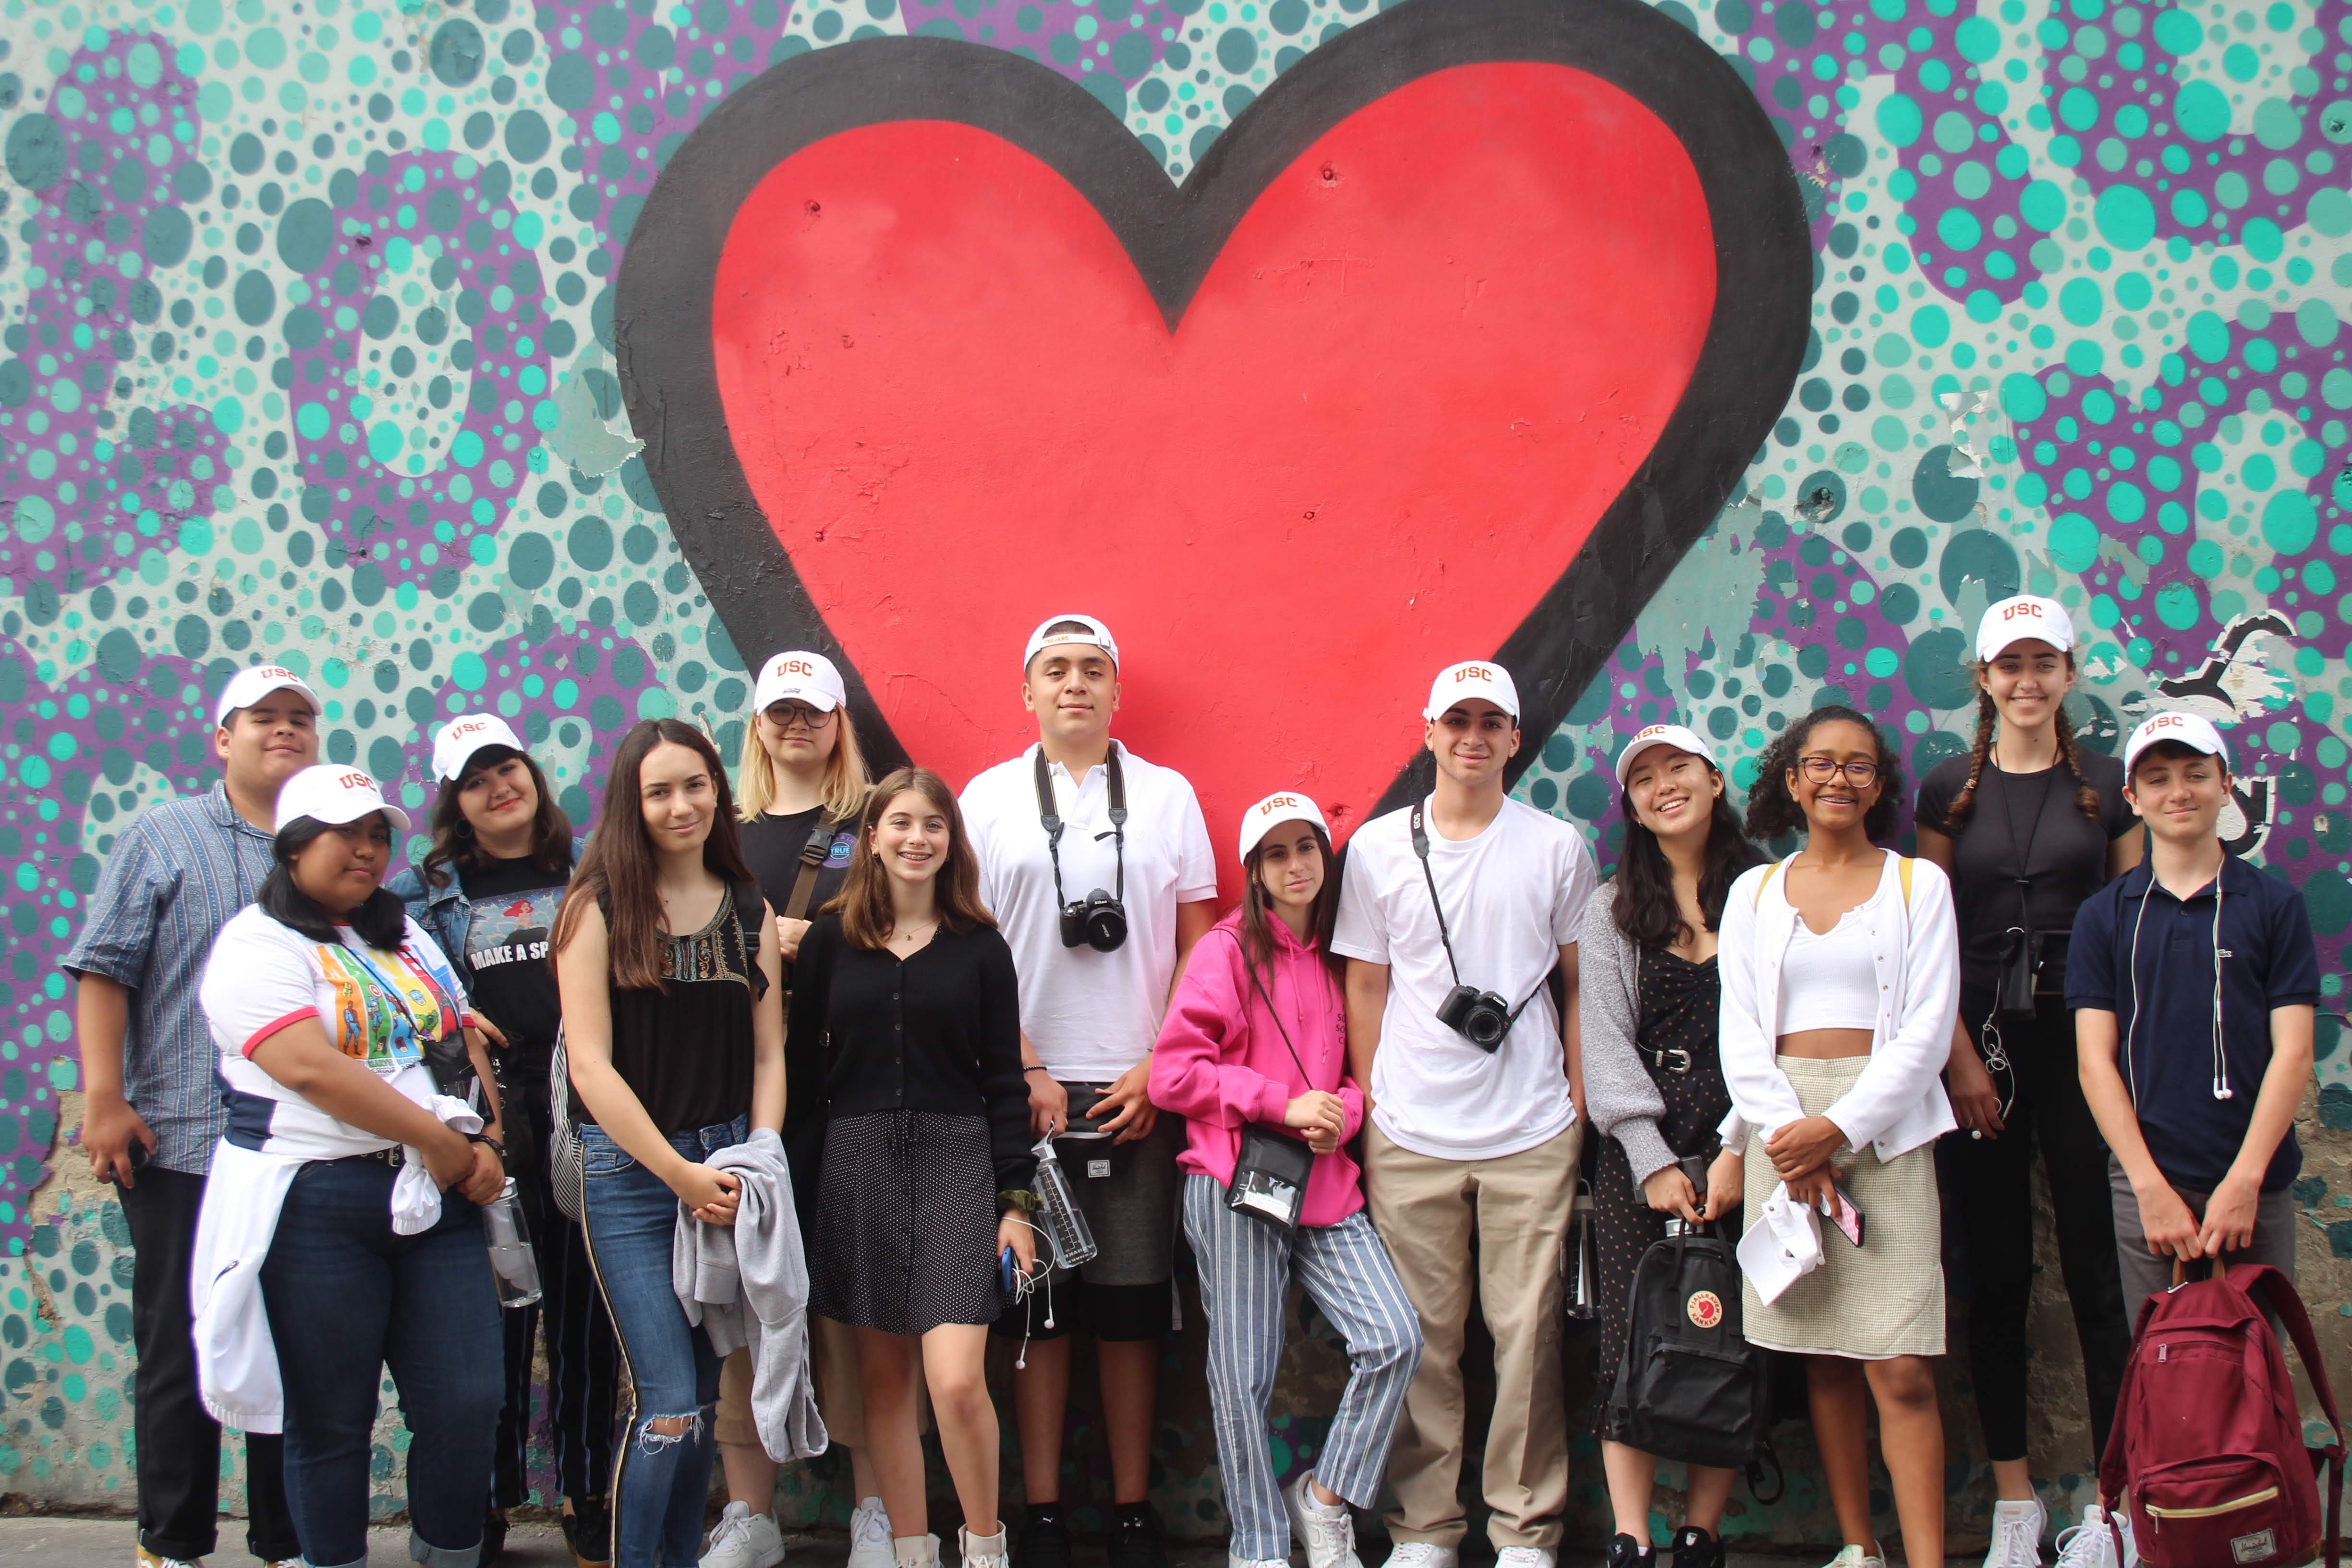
[1685, 1290, 1723, 1329]
[2231, 1529, 2277, 1564]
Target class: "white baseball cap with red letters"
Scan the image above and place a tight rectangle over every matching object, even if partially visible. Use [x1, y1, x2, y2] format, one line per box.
[1237, 790, 1330, 864]
[213, 664, 321, 729]
[1975, 595, 2076, 662]
[431, 713, 527, 783]
[274, 763, 412, 833]
[1422, 660, 1520, 722]
[1613, 723, 1719, 789]
[2123, 710, 2231, 776]
[753, 650, 848, 714]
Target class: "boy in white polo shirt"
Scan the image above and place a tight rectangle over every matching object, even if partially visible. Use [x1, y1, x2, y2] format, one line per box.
[1334, 660, 1596, 1568]
[959, 616, 1219, 1568]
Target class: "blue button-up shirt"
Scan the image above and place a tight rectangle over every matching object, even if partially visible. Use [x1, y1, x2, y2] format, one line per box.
[2067, 854, 2323, 1192]
[62, 782, 276, 1174]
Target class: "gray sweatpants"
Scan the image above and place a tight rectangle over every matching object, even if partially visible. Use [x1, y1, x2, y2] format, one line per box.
[2109, 1159, 2298, 1332]
[1181, 1174, 1423, 1560]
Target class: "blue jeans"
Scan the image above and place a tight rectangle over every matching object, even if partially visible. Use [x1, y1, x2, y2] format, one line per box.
[259, 1157, 503, 1568]
[582, 1115, 746, 1568]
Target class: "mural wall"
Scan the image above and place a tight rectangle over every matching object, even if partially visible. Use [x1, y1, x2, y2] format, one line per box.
[0, 0, 2348, 1548]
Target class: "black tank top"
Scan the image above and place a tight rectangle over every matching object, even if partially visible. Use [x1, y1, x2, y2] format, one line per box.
[599, 882, 767, 1135]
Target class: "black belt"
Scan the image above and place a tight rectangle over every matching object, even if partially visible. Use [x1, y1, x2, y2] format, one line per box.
[1640, 1045, 1692, 1074]
[328, 1145, 406, 1168]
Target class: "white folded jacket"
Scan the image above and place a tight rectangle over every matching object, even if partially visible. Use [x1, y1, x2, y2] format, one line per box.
[1736, 1180, 1825, 1304]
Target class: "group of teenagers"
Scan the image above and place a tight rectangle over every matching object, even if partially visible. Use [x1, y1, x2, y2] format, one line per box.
[61, 600, 2323, 1568]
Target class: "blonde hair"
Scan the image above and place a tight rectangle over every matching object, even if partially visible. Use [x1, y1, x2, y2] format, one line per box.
[736, 698, 872, 822]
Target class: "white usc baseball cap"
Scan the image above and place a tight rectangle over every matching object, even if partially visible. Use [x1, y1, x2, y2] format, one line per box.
[274, 764, 412, 833]
[753, 650, 848, 714]
[2123, 710, 2230, 775]
[1976, 595, 2076, 663]
[1237, 791, 1330, 864]
[1022, 614, 1120, 674]
[1423, 660, 1520, 722]
[1613, 723, 1719, 788]
[431, 713, 527, 783]
[213, 664, 321, 729]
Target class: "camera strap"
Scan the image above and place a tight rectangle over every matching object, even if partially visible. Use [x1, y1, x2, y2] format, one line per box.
[1409, 799, 1544, 1035]
[1034, 747, 1127, 913]
[1996, 759, 2058, 943]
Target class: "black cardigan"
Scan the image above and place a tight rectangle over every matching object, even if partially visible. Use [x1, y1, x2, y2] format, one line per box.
[783, 913, 1035, 1192]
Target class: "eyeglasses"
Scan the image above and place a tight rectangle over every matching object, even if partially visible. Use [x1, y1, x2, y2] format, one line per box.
[762, 703, 836, 730]
[1797, 755, 1880, 786]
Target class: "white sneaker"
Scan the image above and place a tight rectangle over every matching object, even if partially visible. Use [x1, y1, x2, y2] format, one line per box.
[2054, 1505, 2138, 1568]
[1282, 1473, 1361, 1568]
[1381, 1544, 1459, 1568]
[703, 1500, 788, 1568]
[1820, 1547, 1885, 1568]
[1984, 1497, 2048, 1568]
[849, 1496, 896, 1568]
[1493, 1549, 1555, 1568]
[960, 1524, 1010, 1568]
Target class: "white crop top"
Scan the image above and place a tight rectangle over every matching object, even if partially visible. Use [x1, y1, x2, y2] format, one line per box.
[1776, 915, 1879, 1033]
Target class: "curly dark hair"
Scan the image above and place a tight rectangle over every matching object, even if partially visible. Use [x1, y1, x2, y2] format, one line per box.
[1743, 704, 1904, 843]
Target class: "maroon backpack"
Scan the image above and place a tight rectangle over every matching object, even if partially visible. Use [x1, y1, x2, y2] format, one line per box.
[2100, 1261, 2345, 1568]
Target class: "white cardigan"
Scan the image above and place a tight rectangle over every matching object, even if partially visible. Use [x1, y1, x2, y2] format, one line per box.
[1717, 850, 1959, 1162]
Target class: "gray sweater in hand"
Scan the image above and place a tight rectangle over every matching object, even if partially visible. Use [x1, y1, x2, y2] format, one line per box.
[1577, 882, 1691, 1189]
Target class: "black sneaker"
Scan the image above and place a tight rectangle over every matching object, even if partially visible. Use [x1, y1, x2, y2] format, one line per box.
[564, 1496, 613, 1568]
[1669, 1526, 1724, 1568]
[480, 1508, 509, 1568]
[1015, 1512, 1073, 1568]
[1606, 1534, 1649, 1568]
[1106, 1506, 1169, 1568]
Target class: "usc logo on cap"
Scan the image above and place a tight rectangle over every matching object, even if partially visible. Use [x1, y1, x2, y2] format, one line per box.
[1259, 794, 1302, 813]
[1633, 724, 1670, 742]
[335, 771, 373, 791]
[768, 657, 815, 678]
[1455, 665, 1497, 685]
[450, 719, 491, 737]
[257, 666, 298, 681]
[2002, 602, 2043, 622]
[2148, 713, 2187, 732]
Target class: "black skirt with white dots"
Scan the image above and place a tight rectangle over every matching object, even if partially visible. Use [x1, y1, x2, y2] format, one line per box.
[809, 1109, 1003, 1335]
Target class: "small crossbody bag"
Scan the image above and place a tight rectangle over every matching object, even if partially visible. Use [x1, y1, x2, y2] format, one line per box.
[1226, 941, 1327, 1232]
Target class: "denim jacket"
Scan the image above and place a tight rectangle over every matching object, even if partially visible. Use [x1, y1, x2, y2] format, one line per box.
[386, 835, 588, 1003]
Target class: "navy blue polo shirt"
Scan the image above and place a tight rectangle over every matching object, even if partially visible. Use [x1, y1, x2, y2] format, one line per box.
[2067, 854, 2322, 1191]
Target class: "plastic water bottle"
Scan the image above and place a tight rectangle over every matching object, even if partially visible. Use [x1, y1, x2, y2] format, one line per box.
[1030, 1136, 1099, 1271]
[481, 1178, 543, 1309]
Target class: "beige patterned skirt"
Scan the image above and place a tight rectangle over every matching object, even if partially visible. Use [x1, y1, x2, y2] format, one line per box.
[1741, 1054, 1944, 1359]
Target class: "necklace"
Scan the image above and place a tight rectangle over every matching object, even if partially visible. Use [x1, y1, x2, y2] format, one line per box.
[887, 919, 938, 948]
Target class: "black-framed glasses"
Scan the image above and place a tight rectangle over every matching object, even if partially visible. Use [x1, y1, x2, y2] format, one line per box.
[1797, 755, 1880, 786]
[762, 702, 837, 729]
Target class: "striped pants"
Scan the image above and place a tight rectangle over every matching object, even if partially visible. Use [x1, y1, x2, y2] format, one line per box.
[1182, 1175, 1423, 1561]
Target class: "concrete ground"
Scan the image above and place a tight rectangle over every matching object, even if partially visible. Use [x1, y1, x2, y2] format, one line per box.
[0, 1516, 1978, 1566]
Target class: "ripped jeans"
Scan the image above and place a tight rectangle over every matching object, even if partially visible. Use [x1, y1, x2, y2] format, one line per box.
[581, 1115, 746, 1567]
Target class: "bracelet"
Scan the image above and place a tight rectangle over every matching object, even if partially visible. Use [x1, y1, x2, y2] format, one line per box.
[465, 1132, 506, 1158]
[998, 1188, 1041, 1214]
[1023, 1066, 1053, 1078]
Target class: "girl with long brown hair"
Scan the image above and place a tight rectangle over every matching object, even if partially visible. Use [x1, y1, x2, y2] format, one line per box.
[783, 767, 1032, 1568]
[552, 719, 786, 1568]
[1913, 596, 2142, 1565]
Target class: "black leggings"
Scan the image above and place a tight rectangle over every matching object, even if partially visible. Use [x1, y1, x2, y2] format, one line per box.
[1943, 988, 2132, 1467]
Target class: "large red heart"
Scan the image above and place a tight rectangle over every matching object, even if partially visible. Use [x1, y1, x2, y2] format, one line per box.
[618, 0, 1809, 891]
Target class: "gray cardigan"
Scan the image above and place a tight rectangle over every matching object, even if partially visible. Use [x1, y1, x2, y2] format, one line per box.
[1576, 882, 1685, 1187]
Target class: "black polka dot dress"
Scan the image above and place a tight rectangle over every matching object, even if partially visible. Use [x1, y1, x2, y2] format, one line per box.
[1587, 945, 1733, 1434]
[810, 1110, 1002, 1335]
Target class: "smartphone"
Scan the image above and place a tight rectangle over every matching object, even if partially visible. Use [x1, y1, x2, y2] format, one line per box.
[1000, 1245, 1018, 1294]
[1821, 1179, 1866, 1248]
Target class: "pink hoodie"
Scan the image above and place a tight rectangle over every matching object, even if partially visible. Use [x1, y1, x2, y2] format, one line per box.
[1149, 908, 1366, 1227]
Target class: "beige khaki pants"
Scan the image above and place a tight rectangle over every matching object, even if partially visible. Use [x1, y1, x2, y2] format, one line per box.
[1364, 1119, 1580, 1551]
[717, 1314, 881, 1450]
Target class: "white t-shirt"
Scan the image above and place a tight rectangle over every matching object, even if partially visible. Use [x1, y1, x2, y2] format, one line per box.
[200, 907, 471, 1152]
[961, 741, 1218, 1082]
[1333, 795, 1596, 1159]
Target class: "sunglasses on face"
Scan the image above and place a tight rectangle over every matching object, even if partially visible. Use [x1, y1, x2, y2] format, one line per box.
[1796, 755, 1880, 786]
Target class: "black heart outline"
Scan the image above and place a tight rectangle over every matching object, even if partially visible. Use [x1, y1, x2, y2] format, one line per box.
[615, 0, 1811, 803]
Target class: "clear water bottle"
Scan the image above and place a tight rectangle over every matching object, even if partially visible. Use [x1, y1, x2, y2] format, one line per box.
[481, 1178, 542, 1309]
[1030, 1136, 1099, 1271]
[1566, 1177, 1599, 1321]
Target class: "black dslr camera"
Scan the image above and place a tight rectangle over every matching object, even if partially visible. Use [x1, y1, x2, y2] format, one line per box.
[1435, 984, 1513, 1051]
[1059, 887, 1128, 952]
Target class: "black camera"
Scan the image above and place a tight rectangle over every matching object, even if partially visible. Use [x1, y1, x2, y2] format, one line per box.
[1059, 888, 1128, 952]
[1435, 984, 1513, 1051]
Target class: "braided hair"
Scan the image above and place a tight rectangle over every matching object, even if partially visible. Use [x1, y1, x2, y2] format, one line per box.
[1940, 662, 2104, 828]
